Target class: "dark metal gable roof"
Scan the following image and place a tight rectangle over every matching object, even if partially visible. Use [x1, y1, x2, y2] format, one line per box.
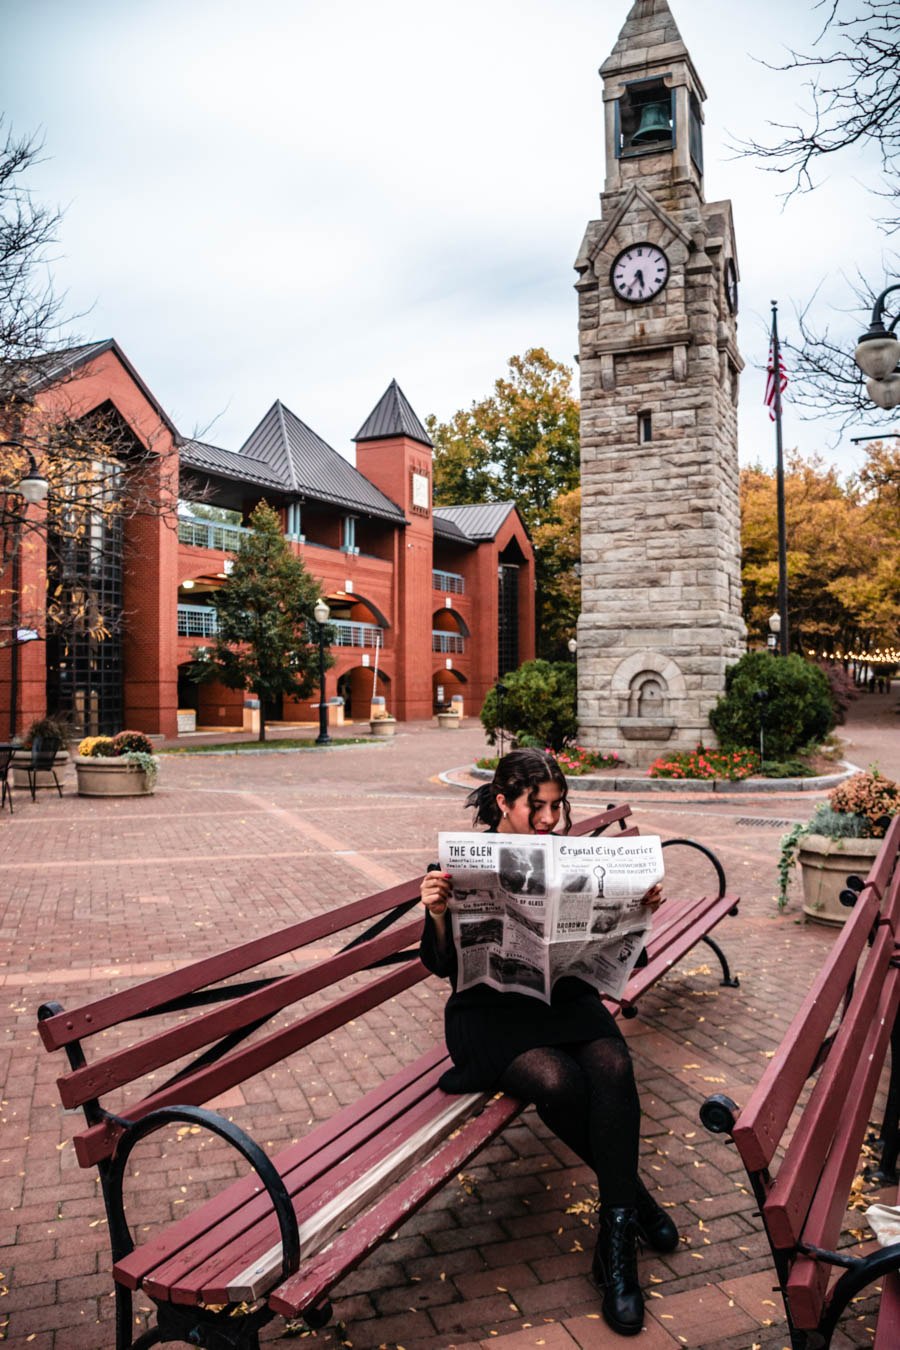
[16, 338, 181, 441]
[240, 400, 406, 524]
[354, 379, 433, 448]
[180, 439, 287, 492]
[433, 501, 522, 541]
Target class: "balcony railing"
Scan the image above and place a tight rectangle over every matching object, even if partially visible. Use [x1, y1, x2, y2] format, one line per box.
[178, 604, 218, 637]
[432, 630, 465, 654]
[433, 569, 465, 595]
[178, 515, 251, 552]
[331, 620, 383, 649]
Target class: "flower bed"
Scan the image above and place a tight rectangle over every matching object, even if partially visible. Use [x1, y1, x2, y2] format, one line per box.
[648, 745, 760, 780]
[475, 746, 620, 776]
[76, 730, 159, 795]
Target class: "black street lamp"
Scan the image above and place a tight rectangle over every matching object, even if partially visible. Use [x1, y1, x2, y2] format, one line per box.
[567, 636, 578, 721]
[853, 284, 900, 410]
[496, 680, 507, 760]
[313, 597, 331, 746]
[2, 441, 50, 738]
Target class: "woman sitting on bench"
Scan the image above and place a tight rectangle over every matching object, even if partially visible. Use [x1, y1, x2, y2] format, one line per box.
[419, 749, 676, 1338]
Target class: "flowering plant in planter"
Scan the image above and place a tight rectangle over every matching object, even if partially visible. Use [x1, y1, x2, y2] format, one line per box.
[648, 745, 760, 780]
[778, 768, 900, 912]
[76, 731, 159, 789]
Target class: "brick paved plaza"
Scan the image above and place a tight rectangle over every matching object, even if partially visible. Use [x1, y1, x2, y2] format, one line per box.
[2, 695, 899, 1350]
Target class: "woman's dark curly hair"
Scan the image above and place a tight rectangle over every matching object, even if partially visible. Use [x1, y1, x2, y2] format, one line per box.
[465, 749, 571, 833]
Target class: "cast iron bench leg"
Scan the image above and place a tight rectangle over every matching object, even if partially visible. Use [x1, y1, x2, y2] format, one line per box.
[701, 934, 740, 988]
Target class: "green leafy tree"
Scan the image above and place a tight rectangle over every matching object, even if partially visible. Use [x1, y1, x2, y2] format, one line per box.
[427, 349, 581, 659]
[189, 501, 331, 741]
[708, 651, 834, 759]
[480, 659, 577, 752]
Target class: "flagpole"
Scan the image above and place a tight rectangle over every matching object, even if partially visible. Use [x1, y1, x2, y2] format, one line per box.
[771, 300, 789, 657]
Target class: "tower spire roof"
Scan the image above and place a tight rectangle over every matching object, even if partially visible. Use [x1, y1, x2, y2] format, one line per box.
[600, 0, 688, 78]
[354, 378, 433, 448]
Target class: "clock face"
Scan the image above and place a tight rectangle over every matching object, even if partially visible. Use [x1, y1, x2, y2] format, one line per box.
[610, 243, 669, 304]
[725, 258, 738, 315]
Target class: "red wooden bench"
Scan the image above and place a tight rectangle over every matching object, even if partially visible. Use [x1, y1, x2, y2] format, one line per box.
[38, 803, 739, 1350]
[701, 815, 900, 1350]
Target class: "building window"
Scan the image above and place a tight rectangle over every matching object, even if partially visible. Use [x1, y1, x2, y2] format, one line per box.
[498, 564, 519, 677]
[615, 78, 674, 159]
[286, 501, 303, 539]
[639, 413, 652, 444]
[342, 515, 357, 552]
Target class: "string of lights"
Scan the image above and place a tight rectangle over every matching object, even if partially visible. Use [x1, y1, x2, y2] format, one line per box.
[806, 648, 900, 664]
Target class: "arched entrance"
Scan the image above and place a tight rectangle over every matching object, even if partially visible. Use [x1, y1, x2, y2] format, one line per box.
[433, 667, 467, 714]
[337, 667, 391, 721]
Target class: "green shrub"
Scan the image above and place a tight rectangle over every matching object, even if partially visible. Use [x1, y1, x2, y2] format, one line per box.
[480, 660, 576, 752]
[709, 652, 833, 760]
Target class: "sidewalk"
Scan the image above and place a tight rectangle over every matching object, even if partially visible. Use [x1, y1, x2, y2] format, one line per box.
[0, 700, 898, 1350]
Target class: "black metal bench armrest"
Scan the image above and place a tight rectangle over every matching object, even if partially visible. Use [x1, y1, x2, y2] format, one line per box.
[660, 837, 727, 901]
[819, 1242, 900, 1343]
[105, 1104, 300, 1284]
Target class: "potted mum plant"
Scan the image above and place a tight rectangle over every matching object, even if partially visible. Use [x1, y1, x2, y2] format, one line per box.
[12, 715, 73, 790]
[368, 709, 397, 737]
[74, 731, 159, 797]
[779, 768, 900, 924]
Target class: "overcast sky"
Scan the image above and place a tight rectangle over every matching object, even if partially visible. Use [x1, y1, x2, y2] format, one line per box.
[2, 0, 893, 477]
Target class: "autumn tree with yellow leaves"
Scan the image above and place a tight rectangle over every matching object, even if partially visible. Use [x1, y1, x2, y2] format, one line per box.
[741, 444, 900, 658]
[428, 348, 581, 660]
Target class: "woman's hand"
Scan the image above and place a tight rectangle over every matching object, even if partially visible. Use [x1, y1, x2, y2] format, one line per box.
[420, 871, 452, 918]
[640, 883, 665, 912]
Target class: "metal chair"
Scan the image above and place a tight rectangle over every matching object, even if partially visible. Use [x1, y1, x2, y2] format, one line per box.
[0, 746, 13, 813]
[27, 736, 62, 801]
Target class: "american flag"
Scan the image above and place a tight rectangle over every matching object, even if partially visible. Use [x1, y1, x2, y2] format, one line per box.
[765, 339, 787, 420]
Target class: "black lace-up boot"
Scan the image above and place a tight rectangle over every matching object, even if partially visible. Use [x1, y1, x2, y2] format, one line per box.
[592, 1206, 644, 1336]
[635, 1177, 679, 1253]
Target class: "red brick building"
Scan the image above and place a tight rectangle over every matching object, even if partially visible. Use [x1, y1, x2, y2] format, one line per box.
[1, 341, 535, 738]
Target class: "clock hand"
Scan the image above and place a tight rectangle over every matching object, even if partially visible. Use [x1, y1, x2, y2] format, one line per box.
[634, 268, 645, 287]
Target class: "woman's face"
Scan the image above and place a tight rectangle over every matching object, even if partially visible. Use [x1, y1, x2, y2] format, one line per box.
[496, 779, 563, 835]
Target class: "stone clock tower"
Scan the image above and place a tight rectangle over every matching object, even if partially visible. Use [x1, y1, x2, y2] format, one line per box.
[575, 0, 745, 766]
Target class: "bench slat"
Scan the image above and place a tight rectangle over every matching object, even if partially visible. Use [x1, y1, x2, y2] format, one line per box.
[622, 893, 739, 1007]
[267, 1092, 524, 1318]
[163, 1079, 481, 1303]
[731, 888, 881, 1173]
[115, 1044, 450, 1291]
[39, 877, 424, 1050]
[75, 961, 430, 1167]
[224, 1092, 490, 1303]
[874, 1270, 900, 1349]
[785, 973, 900, 1328]
[59, 918, 424, 1109]
[764, 922, 898, 1248]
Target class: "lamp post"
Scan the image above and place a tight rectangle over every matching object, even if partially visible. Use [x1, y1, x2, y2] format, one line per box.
[496, 680, 507, 760]
[768, 611, 782, 655]
[2, 442, 50, 738]
[313, 597, 331, 747]
[853, 283, 900, 410]
[567, 637, 578, 724]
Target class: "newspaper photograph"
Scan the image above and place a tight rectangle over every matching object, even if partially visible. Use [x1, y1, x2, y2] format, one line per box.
[438, 832, 664, 1003]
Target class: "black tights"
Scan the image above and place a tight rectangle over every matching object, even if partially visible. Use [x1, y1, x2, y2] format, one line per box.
[497, 1038, 640, 1208]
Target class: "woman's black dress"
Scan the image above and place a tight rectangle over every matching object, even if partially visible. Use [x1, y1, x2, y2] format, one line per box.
[420, 909, 624, 1093]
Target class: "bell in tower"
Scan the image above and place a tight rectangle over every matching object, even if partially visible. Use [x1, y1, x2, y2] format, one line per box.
[573, 0, 745, 767]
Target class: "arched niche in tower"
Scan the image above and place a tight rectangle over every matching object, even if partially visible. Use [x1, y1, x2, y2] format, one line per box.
[610, 651, 684, 743]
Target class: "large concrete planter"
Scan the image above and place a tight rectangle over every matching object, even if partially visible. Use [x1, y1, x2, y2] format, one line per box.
[437, 712, 460, 730]
[74, 754, 156, 797]
[369, 719, 396, 737]
[799, 834, 883, 925]
[12, 748, 69, 790]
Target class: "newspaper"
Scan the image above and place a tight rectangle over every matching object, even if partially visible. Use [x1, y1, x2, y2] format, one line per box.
[438, 831, 664, 1004]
